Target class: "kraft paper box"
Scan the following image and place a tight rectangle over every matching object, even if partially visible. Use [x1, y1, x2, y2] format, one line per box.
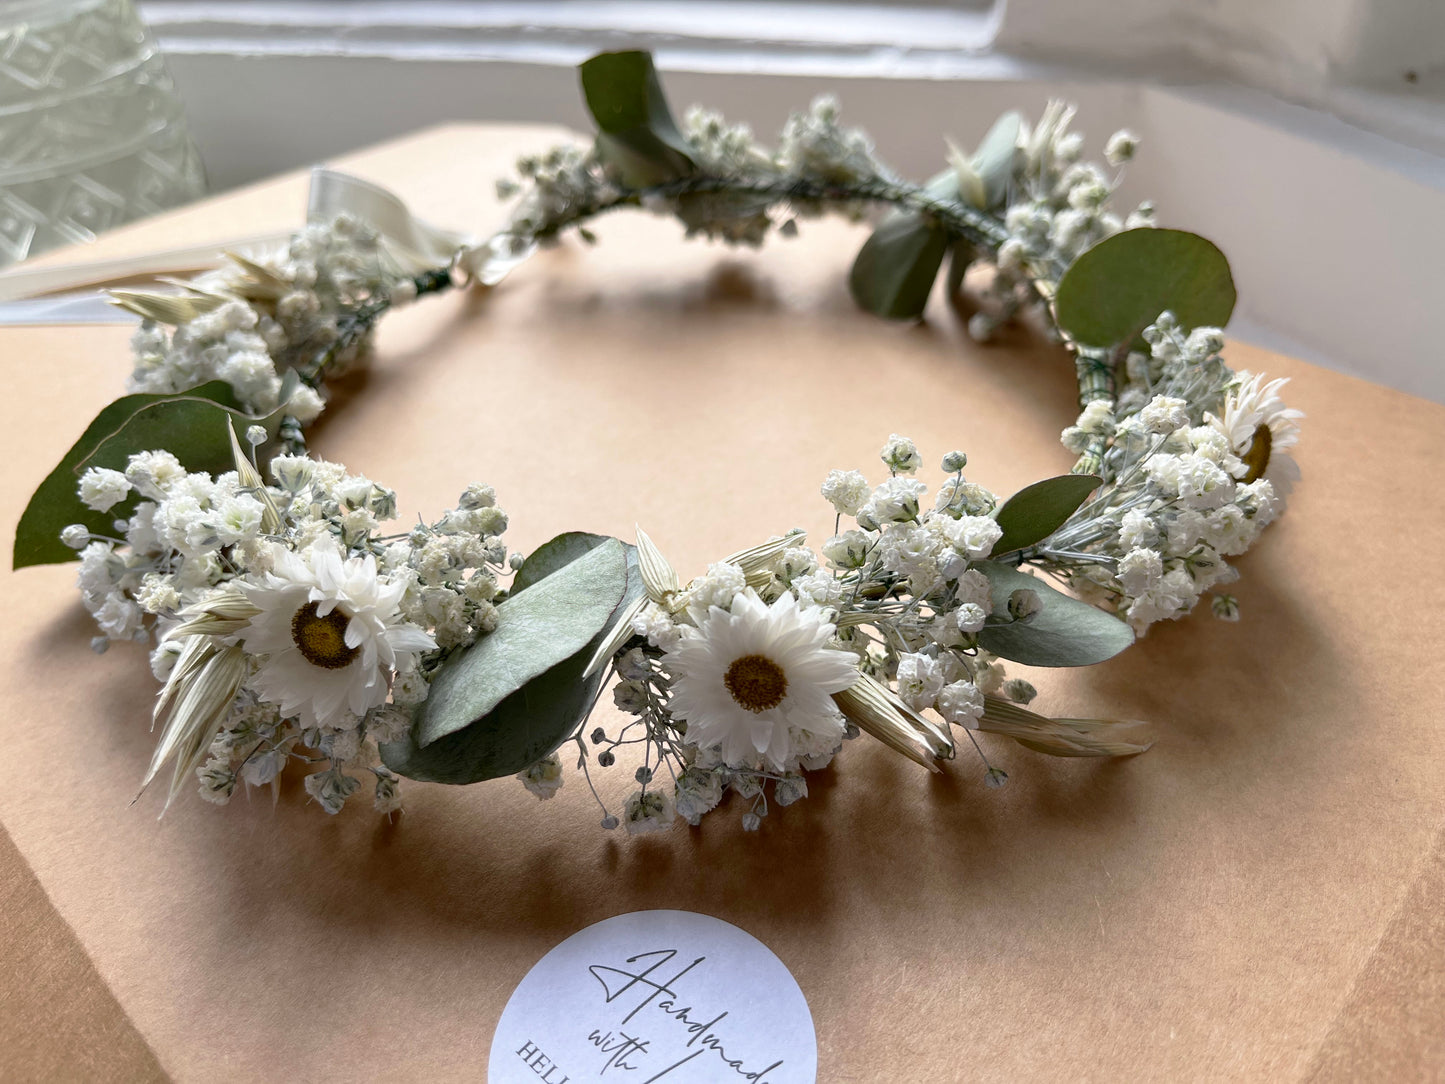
[0, 125, 1441, 1082]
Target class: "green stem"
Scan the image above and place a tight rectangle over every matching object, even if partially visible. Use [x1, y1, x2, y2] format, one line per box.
[1070, 346, 1117, 476]
[531, 174, 1010, 252]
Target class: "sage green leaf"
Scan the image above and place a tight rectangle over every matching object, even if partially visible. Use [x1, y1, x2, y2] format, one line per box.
[970, 111, 1022, 209]
[919, 166, 962, 206]
[383, 535, 644, 784]
[850, 166, 958, 320]
[380, 637, 611, 784]
[579, 51, 694, 185]
[13, 381, 284, 570]
[849, 213, 949, 321]
[974, 561, 1134, 667]
[509, 531, 620, 596]
[415, 539, 628, 747]
[991, 474, 1101, 556]
[1054, 228, 1236, 349]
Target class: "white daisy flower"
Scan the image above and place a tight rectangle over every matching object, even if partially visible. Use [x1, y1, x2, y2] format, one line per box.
[1207, 372, 1303, 501]
[666, 588, 858, 772]
[234, 537, 436, 729]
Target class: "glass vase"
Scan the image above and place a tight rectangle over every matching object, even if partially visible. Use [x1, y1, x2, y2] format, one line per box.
[0, 0, 206, 268]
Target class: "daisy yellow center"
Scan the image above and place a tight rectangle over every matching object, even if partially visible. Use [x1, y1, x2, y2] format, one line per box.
[723, 654, 788, 713]
[291, 601, 358, 670]
[1241, 423, 1272, 484]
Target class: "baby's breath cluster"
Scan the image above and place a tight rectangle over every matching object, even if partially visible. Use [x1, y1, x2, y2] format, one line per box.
[491, 94, 895, 255]
[67, 438, 511, 813]
[971, 106, 1152, 342]
[1043, 316, 1300, 632]
[125, 214, 408, 416]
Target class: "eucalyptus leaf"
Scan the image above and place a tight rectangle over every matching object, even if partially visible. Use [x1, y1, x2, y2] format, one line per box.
[380, 638, 611, 784]
[579, 51, 694, 185]
[13, 381, 284, 570]
[991, 474, 1101, 556]
[920, 166, 962, 206]
[1054, 228, 1236, 349]
[384, 534, 644, 784]
[974, 561, 1134, 667]
[415, 538, 628, 747]
[970, 111, 1022, 209]
[509, 531, 620, 596]
[848, 213, 949, 321]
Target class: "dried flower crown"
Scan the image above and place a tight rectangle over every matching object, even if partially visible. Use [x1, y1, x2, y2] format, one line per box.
[16, 52, 1301, 833]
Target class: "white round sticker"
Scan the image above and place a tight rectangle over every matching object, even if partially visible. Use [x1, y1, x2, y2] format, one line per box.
[490, 910, 817, 1084]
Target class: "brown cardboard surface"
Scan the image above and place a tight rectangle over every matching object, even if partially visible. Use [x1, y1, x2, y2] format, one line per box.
[0, 124, 1441, 1082]
[0, 824, 166, 1083]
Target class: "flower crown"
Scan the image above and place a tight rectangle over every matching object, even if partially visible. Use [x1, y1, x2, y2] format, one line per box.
[17, 52, 1301, 834]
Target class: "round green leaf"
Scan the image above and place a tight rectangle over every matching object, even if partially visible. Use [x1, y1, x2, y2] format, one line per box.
[579, 51, 694, 184]
[386, 534, 643, 784]
[849, 214, 948, 321]
[415, 537, 628, 747]
[1054, 228, 1236, 349]
[381, 639, 611, 785]
[991, 474, 1101, 556]
[973, 561, 1134, 667]
[509, 531, 619, 596]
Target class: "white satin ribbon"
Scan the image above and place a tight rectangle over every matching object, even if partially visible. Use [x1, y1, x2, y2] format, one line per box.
[0, 291, 142, 325]
[0, 167, 526, 323]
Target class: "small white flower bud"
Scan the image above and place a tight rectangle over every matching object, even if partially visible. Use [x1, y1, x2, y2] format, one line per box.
[774, 774, 808, 807]
[1105, 129, 1139, 166]
[244, 425, 267, 446]
[613, 680, 649, 714]
[822, 530, 871, 570]
[880, 433, 923, 475]
[61, 524, 90, 549]
[996, 238, 1026, 274]
[967, 313, 997, 342]
[1211, 594, 1240, 621]
[1002, 678, 1037, 704]
[617, 647, 651, 681]
[459, 482, 496, 510]
[1008, 588, 1043, 622]
[1125, 200, 1156, 230]
[78, 467, 132, 513]
[270, 455, 314, 493]
[941, 450, 968, 473]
